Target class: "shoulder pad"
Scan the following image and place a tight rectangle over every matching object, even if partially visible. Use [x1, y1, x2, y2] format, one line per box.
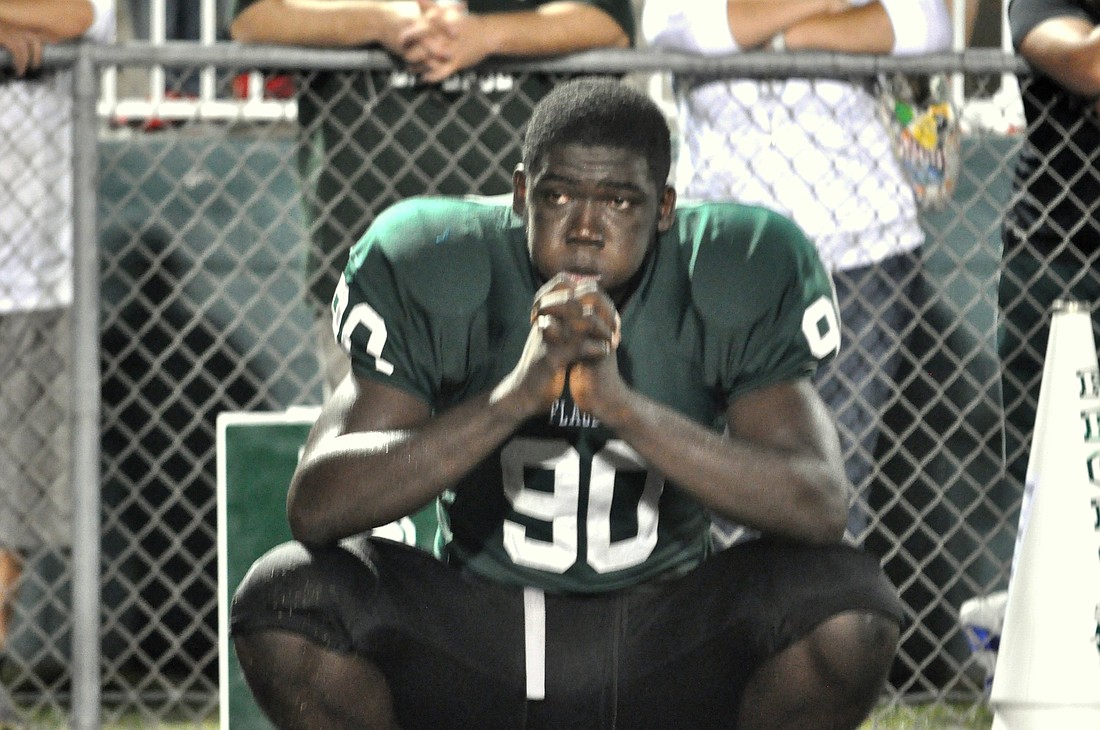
[360, 197, 499, 319]
[676, 202, 817, 326]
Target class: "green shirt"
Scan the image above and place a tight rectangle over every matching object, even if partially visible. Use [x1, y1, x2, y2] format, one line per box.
[334, 196, 840, 594]
[230, 0, 636, 309]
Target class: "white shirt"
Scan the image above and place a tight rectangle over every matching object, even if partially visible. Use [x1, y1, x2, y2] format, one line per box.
[0, 0, 116, 313]
[643, 0, 951, 271]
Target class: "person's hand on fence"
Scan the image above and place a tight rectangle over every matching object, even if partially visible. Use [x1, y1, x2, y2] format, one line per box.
[399, 0, 490, 83]
[371, 1, 433, 58]
[0, 20, 44, 76]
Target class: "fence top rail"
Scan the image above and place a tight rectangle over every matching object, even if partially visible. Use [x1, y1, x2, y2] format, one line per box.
[14, 43, 1025, 78]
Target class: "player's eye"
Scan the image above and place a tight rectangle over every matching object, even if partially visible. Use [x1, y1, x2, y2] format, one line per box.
[608, 196, 633, 210]
[542, 190, 569, 205]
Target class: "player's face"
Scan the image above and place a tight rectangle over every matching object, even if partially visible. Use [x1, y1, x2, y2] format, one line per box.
[514, 142, 676, 304]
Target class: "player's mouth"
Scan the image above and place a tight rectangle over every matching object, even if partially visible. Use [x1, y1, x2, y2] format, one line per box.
[561, 269, 601, 284]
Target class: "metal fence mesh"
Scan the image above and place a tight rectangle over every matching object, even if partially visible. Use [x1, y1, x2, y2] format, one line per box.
[3, 45, 1084, 726]
[97, 115, 312, 725]
[0, 66, 79, 723]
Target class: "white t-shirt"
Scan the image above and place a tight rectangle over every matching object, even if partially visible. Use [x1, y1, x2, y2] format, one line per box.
[643, 0, 951, 271]
[0, 0, 115, 313]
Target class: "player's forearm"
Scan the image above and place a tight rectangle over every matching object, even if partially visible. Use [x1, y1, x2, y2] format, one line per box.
[287, 390, 531, 546]
[600, 389, 849, 545]
[230, 0, 417, 48]
[473, 3, 629, 57]
[0, 0, 94, 41]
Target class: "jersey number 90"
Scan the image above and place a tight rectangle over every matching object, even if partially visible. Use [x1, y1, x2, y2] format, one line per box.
[501, 438, 663, 575]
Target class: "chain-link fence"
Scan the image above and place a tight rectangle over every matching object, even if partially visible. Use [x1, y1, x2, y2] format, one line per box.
[0, 52, 84, 727]
[3, 41, 1081, 726]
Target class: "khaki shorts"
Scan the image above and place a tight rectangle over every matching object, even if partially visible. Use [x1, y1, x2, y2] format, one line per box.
[0, 308, 71, 550]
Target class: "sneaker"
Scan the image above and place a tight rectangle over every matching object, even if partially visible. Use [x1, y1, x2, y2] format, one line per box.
[960, 590, 1008, 693]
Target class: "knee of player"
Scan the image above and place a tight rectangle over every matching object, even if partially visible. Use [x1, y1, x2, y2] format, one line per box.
[231, 538, 379, 632]
[806, 610, 900, 697]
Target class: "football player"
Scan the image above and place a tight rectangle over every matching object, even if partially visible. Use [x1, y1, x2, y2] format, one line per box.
[231, 78, 903, 729]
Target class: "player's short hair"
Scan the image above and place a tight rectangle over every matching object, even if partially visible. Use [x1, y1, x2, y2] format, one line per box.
[523, 77, 672, 188]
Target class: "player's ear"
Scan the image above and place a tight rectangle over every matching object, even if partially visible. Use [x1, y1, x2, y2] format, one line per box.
[512, 164, 527, 216]
[656, 185, 676, 233]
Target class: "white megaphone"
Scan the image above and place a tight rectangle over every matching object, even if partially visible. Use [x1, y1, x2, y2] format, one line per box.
[989, 299, 1100, 729]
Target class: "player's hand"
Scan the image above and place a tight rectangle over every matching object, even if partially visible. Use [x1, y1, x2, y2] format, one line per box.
[539, 275, 626, 419]
[491, 273, 619, 416]
[532, 272, 620, 360]
[568, 353, 629, 423]
[565, 281, 626, 421]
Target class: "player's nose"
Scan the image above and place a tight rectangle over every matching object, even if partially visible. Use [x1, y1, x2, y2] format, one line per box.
[566, 199, 604, 245]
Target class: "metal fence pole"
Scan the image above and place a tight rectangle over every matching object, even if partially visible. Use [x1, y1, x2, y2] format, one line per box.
[71, 43, 102, 730]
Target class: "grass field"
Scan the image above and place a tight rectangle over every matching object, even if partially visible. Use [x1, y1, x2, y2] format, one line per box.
[863, 703, 993, 729]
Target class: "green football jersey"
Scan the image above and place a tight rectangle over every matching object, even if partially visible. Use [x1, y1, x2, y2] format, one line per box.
[333, 196, 840, 593]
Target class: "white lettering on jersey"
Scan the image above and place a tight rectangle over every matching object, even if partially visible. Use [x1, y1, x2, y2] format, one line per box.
[548, 399, 601, 428]
[333, 277, 395, 375]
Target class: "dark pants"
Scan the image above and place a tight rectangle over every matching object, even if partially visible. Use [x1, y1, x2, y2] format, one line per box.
[232, 536, 902, 729]
[818, 251, 923, 539]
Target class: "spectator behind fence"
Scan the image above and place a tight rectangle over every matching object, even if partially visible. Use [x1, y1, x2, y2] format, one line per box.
[0, 0, 115, 725]
[229, 77, 903, 729]
[642, 0, 977, 544]
[229, 0, 634, 396]
[1001, 0, 1100, 506]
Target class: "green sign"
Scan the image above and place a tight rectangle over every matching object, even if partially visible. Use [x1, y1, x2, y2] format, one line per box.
[216, 409, 438, 728]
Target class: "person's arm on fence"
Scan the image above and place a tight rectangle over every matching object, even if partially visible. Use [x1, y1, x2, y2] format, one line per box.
[398, 0, 630, 83]
[643, 0, 963, 56]
[231, 0, 629, 82]
[0, 0, 113, 76]
[0, 0, 95, 41]
[230, 0, 424, 52]
[1014, 12, 1100, 99]
[642, 0, 847, 53]
[783, 0, 978, 54]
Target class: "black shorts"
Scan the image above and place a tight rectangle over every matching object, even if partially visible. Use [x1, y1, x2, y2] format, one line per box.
[231, 536, 901, 729]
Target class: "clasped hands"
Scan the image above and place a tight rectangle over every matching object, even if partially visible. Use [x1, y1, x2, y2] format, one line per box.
[393, 0, 490, 84]
[497, 272, 627, 421]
